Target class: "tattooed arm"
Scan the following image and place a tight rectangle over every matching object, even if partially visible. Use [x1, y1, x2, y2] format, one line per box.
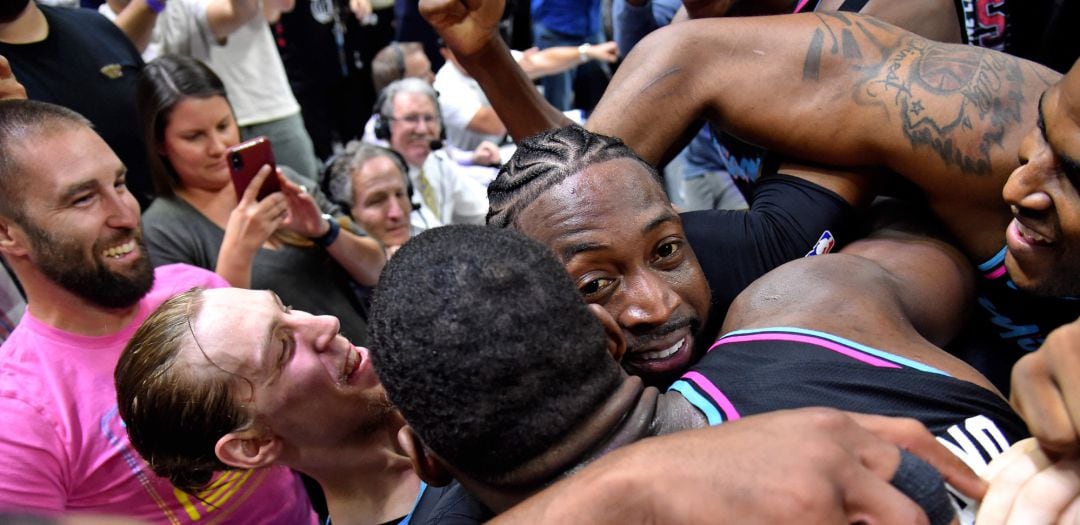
[422, 4, 1057, 256]
[589, 12, 1058, 258]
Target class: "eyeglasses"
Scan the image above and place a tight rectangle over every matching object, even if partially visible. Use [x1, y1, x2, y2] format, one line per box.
[390, 114, 438, 126]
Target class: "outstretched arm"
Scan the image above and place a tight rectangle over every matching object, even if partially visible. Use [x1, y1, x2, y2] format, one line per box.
[591, 12, 1041, 182]
[492, 408, 984, 524]
[421, 0, 572, 140]
[590, 12, 1054, 257]
[516, 42, 619, 79]
[424, 3, 1053, 255]
[113, 0, 262, 51]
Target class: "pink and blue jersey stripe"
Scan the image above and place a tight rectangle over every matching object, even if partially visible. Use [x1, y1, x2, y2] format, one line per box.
[668, 327, 948, 426]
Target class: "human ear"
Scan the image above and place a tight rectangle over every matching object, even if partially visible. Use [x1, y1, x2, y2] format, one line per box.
[0, 216, 29, 258]
[587, 303, 627, 362]
[214, 428, 282, 470]
[398, 425, 454, 487]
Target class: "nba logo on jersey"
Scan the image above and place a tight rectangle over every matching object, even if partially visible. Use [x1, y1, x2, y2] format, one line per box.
[805, 230, 835, 257]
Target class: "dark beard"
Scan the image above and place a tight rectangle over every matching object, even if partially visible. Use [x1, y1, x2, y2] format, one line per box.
[0, 0, 31, 24]
[22, 220, 155, 309]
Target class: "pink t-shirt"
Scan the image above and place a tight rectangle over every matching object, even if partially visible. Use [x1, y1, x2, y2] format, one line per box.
[0, 264, 317, 523]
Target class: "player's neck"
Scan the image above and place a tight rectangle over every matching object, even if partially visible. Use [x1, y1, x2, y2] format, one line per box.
[468, 375, 662, 513]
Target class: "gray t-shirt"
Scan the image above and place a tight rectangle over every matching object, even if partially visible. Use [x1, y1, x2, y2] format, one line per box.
[156, 0, 301, 126]
[141, 195, 368, 343]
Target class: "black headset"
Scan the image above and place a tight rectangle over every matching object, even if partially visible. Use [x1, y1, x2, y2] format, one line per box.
[372, 87, 447, 147]
[373, 43, 446, 146]
[321, 143, 421, 212]
[372, 86, 395, 141]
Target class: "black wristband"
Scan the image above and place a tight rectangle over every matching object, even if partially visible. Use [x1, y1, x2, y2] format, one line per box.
[312, 215, 341, 248]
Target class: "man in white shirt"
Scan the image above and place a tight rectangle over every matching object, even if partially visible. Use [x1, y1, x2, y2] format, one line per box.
[375, 78, 488, 232]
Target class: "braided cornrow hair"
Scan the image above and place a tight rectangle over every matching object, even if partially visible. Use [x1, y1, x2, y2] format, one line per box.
[486, 125, 661, 229]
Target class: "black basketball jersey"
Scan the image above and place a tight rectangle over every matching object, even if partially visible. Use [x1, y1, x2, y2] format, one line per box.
[966, 248, 1080, 386]
[669, 326, 1030, 522]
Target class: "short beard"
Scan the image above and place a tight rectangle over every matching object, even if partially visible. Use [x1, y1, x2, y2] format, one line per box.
[353, 390, 398, 438]
[22, 219, 155, 309]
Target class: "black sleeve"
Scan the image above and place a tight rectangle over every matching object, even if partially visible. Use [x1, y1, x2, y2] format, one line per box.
[683, 174, 856, 328]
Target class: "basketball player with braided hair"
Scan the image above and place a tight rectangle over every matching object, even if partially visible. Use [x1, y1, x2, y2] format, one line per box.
[488, 125, 868, 385]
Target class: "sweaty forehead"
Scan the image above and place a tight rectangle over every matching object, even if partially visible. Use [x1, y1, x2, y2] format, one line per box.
[516, 158, 672, 249]
[191, 289, 277, 371]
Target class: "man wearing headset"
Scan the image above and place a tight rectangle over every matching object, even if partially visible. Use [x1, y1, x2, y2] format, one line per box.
[367, 41, 503, 170]
[373, 78, 488, 233]
[326, 141, 418, 257]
